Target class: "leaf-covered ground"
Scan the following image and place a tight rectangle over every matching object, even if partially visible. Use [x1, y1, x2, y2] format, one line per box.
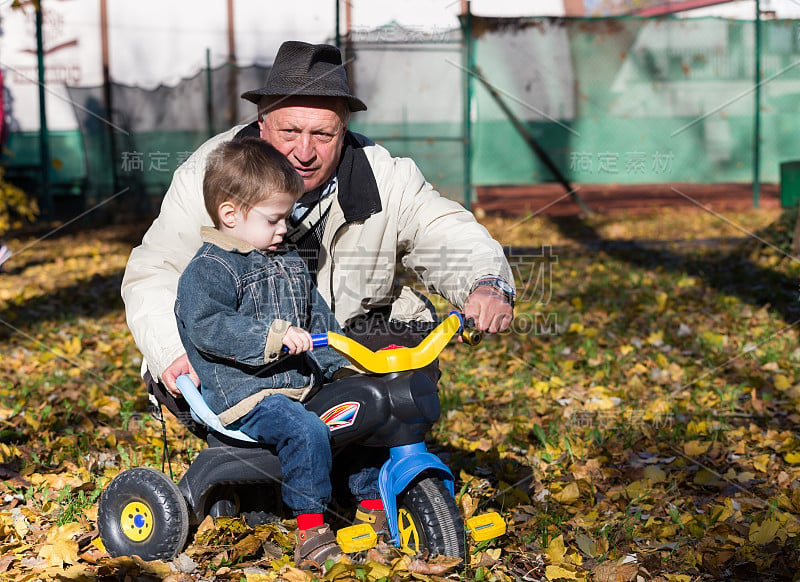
[1, 205, 800, 581]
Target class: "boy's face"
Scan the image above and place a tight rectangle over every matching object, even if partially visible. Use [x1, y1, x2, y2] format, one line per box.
[228, 191, 296, 251]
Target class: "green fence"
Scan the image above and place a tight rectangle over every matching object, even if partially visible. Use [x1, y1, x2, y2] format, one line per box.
[3, 16, 800, 217]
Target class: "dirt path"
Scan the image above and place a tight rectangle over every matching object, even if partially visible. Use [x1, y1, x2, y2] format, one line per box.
[475, 182, 781, 216]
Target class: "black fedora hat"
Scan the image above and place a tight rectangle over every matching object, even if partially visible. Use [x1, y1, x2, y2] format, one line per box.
[241, 41, 367, 112]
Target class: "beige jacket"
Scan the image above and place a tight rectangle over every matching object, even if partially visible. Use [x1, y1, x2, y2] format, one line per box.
[121, 124, 513, 381]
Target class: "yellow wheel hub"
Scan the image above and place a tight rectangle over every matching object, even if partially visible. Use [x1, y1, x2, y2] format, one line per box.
[397, 508, 420, 551]
[120, 501, 153, 542]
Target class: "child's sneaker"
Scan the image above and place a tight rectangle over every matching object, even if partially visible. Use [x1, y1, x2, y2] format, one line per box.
[295, 524, 343, 570]
[0, 244, 11, 270]
[354, 505, 388, 536]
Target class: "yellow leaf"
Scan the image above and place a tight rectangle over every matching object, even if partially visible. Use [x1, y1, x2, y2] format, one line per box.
[568, 322, 584, 334]
[459, 492, 478, 519]
[752, 454, 770, 473]
[367, 562, 392, 579]
[683, 440, 711, 456]
[245, 569, 279, 581]
[575, 533, 599, 558]
[546, 564, 579, 580]
[571, 297, 583, 311]
[701, 331, 727, 349]
[619, 344, 634, 356]
[275, 565, 311, 582]
[269, 555, 293, 571]
[643, 466, 667, 484]
[50, 564, 94, 581]
[625, 480, 650, 500]
[785, 452, 800, 464]
[37, 523, 82, 568]
[646, 331, 663, 345]
[655, 291, 668, 313]
[774, 374, 792, 391]
[546, 535, 567, 564]
[749, 519, 780, 545]
[693, 468, 718, 486]
[552, 482, 580, 504]
[686, 420, 708, 436]
[65, 335, 82, 358]
[93, 396, 121, 418]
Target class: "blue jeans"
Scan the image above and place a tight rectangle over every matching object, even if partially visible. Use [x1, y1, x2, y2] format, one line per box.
[236, 394, 379, 515]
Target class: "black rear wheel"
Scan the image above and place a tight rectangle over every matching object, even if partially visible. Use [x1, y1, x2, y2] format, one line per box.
[98, 467, 189, 560]
[396, 476, 465, 561]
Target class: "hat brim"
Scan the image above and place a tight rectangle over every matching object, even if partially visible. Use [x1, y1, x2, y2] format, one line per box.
[241, 88, 367, 112]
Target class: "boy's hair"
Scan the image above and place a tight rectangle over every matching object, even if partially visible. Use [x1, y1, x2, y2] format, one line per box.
[203, 137, 305, 228]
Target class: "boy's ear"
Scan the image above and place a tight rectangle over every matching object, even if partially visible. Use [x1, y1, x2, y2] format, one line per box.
[218, 201, 238, 228]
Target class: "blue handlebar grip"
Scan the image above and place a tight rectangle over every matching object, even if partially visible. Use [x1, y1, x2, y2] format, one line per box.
[282, 333, 329, 352]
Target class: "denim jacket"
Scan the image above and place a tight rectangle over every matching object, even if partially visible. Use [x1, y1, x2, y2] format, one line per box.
[175, 227, 350, 426]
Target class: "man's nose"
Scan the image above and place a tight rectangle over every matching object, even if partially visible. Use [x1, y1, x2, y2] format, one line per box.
[293, 134, 315, 164]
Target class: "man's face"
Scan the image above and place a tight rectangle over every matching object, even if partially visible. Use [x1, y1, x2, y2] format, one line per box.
[259, 97, 347, 193]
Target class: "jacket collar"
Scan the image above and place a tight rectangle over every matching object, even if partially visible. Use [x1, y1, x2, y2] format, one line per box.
[234, 122, 381, 223]
[201, 226, 257, 254]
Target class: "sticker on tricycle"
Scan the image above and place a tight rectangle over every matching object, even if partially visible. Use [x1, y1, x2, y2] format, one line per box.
[320, 401, 360, 431]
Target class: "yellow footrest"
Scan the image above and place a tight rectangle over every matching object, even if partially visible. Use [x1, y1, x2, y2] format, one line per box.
[336, 523, 378, 553]
[466, 512, 506, 542]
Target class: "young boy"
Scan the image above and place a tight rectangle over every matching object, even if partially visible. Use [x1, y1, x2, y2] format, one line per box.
[175, 137, 355, 568]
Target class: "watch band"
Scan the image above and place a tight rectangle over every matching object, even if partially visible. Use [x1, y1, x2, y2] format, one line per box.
[470, 276, 516, 307]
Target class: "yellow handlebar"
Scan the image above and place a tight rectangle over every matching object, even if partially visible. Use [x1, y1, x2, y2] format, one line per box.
[327, 312, 465, 374]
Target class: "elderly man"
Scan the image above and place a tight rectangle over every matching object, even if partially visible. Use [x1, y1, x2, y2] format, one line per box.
[121, 40, 514, 545]
[123, 39, 514, 396]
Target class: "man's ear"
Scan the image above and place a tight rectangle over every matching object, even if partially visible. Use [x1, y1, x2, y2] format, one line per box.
[218, 201, 238, 228]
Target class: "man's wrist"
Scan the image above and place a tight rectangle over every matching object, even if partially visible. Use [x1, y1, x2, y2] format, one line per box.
[470, 276, 516, 307]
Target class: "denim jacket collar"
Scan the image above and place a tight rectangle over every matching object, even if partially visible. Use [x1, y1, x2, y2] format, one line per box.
[201, 226, 258, 254]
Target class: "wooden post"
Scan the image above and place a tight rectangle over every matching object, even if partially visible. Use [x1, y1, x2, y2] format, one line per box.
[35, 0, 52, 219]
[227, 0, 238, 125]
[99, 0, 119, 197]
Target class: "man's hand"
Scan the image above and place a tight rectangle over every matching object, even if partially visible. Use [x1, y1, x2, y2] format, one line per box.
[283, 326, 313, 355]
[463, 286, 513, 334]
[161, 353, 199, 396]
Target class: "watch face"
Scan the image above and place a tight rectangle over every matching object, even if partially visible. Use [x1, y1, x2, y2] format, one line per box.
[497, 280, 515, 295]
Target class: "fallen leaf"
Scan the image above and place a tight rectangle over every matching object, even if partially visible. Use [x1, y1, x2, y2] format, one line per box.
[643, 466, 667, 483]
[546, 535, 567, 564]
[575, 533, 599, 558]
[37, 523, 82, 568]
[546, 563, 579, 580]
[592, 561, 638, 582]
[684, 440, 711, 456]
[553, 482, 580, 504]
[749, 519, 780, 545]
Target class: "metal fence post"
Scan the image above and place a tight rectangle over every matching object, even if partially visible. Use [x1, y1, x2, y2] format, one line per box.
[461, 1, 473, 210]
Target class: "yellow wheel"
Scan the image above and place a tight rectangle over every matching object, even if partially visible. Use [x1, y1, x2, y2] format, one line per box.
[98, 467, 189, 560]
[397, 476, 465, 560]
[397, 508, 421, 550]
[120, 501, 153, 542]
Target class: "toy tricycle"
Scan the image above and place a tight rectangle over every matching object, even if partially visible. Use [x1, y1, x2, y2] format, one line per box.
[97, 311, 505, 561]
